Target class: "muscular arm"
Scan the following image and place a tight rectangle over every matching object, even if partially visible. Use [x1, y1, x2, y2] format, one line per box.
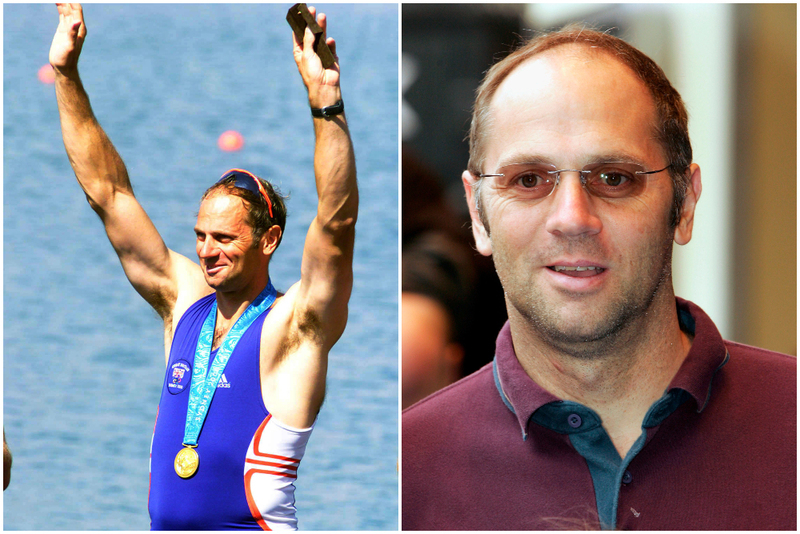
[261, 7, 358, 428]
[293, 8, 358, 346]
[51, 4, 206, 334]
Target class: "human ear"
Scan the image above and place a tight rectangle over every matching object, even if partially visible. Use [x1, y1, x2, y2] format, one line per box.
[262, 225, 282, 255]
[674, 164, 702, 245]
[462, 170, 492, 256]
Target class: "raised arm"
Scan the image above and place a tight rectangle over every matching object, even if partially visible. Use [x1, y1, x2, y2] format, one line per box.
[50, 4, 205, 329]
[291, 6, 358, 347]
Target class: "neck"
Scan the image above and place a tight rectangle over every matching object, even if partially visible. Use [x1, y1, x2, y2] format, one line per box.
[215, 276, 270, 323]
[509, 290, 691, 457]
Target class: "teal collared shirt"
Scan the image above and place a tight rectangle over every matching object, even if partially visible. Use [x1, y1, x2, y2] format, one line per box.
[493, 306, 729, 530]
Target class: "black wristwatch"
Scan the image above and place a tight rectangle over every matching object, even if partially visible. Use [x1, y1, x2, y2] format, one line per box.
[311, 100, 345, 118]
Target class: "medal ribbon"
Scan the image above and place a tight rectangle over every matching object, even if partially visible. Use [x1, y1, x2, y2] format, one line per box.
[183, 280, 277, 447]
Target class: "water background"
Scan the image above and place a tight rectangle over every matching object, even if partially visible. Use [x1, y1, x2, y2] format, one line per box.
[4, 4, 398, 530]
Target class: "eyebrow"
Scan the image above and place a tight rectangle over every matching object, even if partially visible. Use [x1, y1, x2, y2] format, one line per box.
[584, 152, 648, 167]
[493, 151, 648, 170]
[493, 154, 554, 170]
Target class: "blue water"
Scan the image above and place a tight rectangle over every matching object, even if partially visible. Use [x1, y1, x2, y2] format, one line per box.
[4, 4, 398, 530]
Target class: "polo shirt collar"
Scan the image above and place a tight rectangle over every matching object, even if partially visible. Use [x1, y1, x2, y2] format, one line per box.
[493, 297, 729, 440]
[669, 298, 730, 412]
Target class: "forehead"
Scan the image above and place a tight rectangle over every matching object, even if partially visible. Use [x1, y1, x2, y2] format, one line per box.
[196, 192, 250, 230]
[484, 44, 661, 169]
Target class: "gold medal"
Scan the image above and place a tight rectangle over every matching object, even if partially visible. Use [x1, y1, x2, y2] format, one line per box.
[174, 445, 199, 479]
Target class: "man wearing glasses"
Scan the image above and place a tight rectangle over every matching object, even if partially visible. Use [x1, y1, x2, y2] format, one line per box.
[402, 26, 795, 530]
[50, 3, 356, 530]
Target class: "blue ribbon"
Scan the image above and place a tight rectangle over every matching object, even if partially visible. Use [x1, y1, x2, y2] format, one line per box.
[183, 280, 277, 446]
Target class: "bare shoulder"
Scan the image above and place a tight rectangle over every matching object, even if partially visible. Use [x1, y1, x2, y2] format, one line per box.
[169, 251, 213, 320]
[159, 250, 214, 365]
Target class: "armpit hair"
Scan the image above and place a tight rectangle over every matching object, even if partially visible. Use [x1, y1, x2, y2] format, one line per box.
[274, 308, 325, 365]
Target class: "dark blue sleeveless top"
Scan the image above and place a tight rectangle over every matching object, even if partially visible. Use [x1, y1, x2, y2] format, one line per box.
[149, 293, 271, 530]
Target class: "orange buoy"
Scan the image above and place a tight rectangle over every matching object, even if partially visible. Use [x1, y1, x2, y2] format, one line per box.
[38, 64, 55, 84]
[218, 130, 244, 152]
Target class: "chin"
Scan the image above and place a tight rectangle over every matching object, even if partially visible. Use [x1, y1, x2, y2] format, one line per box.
[207, 274, 249, 295]
[550, 319, 626, 345]
[203, 272, 228, 291]
[205, 279, 222, 290]
[518, 290, 662, 359]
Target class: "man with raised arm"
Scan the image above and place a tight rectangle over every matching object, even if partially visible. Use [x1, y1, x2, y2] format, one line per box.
[50, 3, 357, 530]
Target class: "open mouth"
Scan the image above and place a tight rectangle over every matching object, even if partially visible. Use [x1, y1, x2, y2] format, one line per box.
[548, 265, 605, 277]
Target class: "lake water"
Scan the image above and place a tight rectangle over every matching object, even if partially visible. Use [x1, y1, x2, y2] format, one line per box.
[4, 4, 398, 530]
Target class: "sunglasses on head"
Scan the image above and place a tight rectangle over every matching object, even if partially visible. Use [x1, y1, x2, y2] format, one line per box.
[217, 169, 274, 218]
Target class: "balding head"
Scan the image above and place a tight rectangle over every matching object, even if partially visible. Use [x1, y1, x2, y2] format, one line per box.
[467, 26, 692, 228]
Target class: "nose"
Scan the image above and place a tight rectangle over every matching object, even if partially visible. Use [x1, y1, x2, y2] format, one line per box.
[544, 172, 603, 237]
[197, 236, 219, 259]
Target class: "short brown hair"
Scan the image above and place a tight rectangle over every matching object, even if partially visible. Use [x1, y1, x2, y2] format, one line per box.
[202, 175, 288, 249]
[468, 24, 692, 227]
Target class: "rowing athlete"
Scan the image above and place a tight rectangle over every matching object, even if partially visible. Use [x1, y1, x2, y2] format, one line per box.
[50, 3, 357, 529]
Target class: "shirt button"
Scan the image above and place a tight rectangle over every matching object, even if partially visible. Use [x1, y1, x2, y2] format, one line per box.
[567, 413, 582, 428]
[622, 470, 633, 485]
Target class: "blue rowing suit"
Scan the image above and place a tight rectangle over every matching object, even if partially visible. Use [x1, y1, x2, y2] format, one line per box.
[149, 293, 313, 530]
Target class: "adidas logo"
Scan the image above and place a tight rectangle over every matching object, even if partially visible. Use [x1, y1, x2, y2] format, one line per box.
[217, 374, 232, 389]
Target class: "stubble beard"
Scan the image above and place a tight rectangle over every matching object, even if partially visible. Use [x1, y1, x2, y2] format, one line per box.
[203, 263, 245, 294]
[496, 231, 675, 361]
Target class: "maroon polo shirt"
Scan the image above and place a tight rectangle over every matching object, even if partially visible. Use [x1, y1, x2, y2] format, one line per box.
[402, 298, 796, 530]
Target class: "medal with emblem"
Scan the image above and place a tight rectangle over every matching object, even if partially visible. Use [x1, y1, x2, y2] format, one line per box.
[177, 281, 277, 481]
[174, 445, 199, 478]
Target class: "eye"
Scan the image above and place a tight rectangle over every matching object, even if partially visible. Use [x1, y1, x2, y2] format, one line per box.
[514, 170, 550, 188]
[586, 164, 645, 198]
[597, 170, 630, 187]
[493, 164, 557, 199]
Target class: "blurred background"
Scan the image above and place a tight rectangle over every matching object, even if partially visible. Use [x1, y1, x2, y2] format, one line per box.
[4, 3, 397, 530]
[402, 3, 796, 407]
